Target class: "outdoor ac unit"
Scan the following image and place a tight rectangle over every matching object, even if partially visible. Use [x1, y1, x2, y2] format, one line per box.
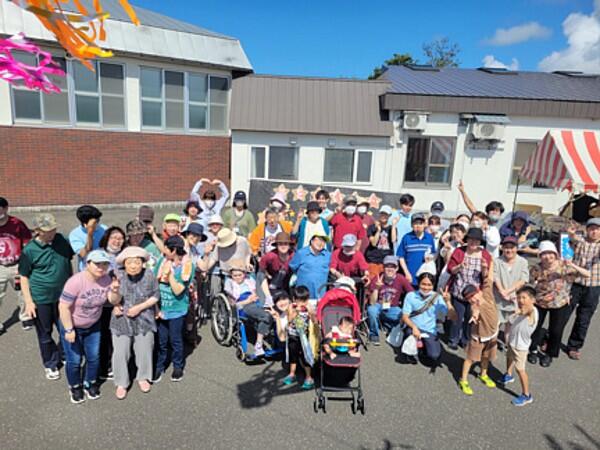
[471, 122, 505, 141]
[402, 113, 427, 131]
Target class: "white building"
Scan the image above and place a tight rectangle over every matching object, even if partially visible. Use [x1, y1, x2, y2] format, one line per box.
[230, 66, 600, 214]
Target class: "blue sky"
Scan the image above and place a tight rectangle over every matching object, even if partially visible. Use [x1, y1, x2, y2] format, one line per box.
[140, 0, 599, 77]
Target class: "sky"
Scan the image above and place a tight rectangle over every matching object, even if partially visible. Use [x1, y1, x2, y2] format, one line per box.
[140, 0, 600, 78]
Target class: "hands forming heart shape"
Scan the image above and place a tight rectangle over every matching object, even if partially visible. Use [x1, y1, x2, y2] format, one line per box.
[201, 178, 222, 185]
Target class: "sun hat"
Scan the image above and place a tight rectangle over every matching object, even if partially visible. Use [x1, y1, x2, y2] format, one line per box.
[116, 246, 149, 266]
[273, 232, 293, 245]
[33, 213, 58, 231]
[228, 259, 248, 273]
[383, 255, 399, 267]
[511, 211, 530, 224]
[310, 233, 330, 243]
[163, 213, 181, 223]
[335, 276, 356, 292]
[270, 192, 287, 206]
[465, 227, 484, 242]
[538, 240, 558, 255]
[341, 234, 357, 247]
[182, 222, 207, 241]
[208, 214, 224, 226]
[379, 205, 393, 216]
[216, 228, 237, 248]
[306, 201, 322, 213]
[126, 219, 146, 236]
[165, 235, 185, 249]
[86, 249, 111, 264]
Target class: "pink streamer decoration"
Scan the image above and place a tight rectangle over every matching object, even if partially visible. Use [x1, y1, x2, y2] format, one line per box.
[0, 33, 66, 93]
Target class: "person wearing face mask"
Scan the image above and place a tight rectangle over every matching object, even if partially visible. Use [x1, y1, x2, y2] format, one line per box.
[356, 200, 375, 253]
[190, 178, 230, 226]
[292, 201, 331, 250]
[437, 223, 467, 292]
[0, 196, 33, 334]
[365, 205, 397, 278]
[180, 199, 204, 231]
[471, 211, 501, 258]
[430, 201, 451, 232]
[458, 180, 506, 227]
[329, 234, 370, 284]
[249, 208, 293, 256]
[222, 191, 256, 237]
[367, 256, 413, 345]
[428, 215, 443, 241]
[259, 232, 295, 306]
[330, 197, 366, 250]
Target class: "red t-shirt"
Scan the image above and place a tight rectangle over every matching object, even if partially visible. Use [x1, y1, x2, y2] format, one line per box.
[330, 213, 366, 249]
[258, 250, 293, 277]
[330, 249, 369, 277]
[0, 216, 32, 265]
[368, 274, 413, 307]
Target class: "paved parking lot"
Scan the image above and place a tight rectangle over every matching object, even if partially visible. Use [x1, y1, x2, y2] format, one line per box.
[0, 207, 598, 450]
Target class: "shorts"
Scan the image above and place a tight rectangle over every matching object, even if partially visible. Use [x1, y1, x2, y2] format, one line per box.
[287, 336, 307, 366]
[466, 337, 498, 362]
[507, 344, 528, 371]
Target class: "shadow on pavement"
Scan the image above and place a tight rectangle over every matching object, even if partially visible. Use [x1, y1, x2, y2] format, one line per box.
[544, 423, 600, 450]
[359, 438, 415, 450]
[1, 307, 20, 332]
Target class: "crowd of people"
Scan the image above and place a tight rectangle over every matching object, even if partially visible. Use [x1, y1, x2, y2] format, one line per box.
[0, 179, 598, 408]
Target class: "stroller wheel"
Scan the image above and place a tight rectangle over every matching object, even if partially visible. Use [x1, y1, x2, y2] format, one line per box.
[358, 397, 365, 415]
[313, 398, 319, 413]
[351, 398, 357, 415]
[235, 346, 246, 362]
[321, 397, 327, 414]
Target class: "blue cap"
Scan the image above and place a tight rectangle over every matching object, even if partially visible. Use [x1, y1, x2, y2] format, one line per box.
[341, 234, 358, 247]
[86, 249, 111, 264]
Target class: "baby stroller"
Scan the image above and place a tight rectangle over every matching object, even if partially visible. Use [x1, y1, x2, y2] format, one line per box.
[314, 283, 365, 415]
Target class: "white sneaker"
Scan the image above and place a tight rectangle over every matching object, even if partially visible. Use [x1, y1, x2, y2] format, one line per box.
[254, 344, 265, 357]
[45, 367, 60, 380]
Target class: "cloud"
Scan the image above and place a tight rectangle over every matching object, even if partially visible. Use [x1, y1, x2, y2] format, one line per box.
[482, 55, 520, 70]
[538, 0, 600, 72]
[485, 22, 552, 46]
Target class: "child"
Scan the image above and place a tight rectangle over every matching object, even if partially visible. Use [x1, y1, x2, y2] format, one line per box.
[501, 285, 539, 406]
[283, 286, 315, 389]
[268, 291, 292, 345]
[458, 284, 499, 396]
[323, 316, 360, 360]
[224, 261, 272, 357]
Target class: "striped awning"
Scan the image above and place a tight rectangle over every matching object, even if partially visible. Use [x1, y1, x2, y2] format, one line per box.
[521, 130, 600, 193]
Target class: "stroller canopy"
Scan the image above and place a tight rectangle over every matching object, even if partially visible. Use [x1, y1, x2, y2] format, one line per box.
[317, 288, 361, 324]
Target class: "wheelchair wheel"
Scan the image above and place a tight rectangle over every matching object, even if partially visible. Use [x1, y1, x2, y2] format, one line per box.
[211, 293, 234, 346]
[235, 346, 246, 362]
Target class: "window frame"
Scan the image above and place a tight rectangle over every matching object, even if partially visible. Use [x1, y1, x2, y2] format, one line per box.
[508, 139, 553, 192]
[322, 148, 374, 185]
[248, 145, 299, 182]
[402, 135, 456, 188]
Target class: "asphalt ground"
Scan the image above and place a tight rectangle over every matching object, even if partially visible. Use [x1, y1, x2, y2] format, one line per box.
[0, 207, 598, 450]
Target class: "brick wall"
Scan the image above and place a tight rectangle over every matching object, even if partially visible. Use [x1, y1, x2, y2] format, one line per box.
[0, 126, 231, 207]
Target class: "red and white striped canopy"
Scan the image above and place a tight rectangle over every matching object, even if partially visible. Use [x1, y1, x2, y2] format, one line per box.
[521, 130, 600, 193]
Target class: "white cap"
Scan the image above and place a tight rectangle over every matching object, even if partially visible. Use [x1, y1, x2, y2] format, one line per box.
[335, 276, 356, 292]
[379, 205, 393, 215]
[538, 240, 558, 255]
[208, 214, 224, 226]
[341, 234, 358, 247]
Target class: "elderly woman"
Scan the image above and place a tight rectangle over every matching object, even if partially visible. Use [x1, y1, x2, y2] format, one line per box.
[528, 241, 589, 367]
[109, 246, 159, 399]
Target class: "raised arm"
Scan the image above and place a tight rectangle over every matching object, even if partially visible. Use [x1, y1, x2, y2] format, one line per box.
[458, 180, 477, 214]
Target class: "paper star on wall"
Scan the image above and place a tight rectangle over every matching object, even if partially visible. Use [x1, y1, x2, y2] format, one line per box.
[309, 186, 323, 202]
[272, 183, 289, 199]
[292, 185, 308, 202]
[330, 189, 346, 206]
[368, 193, 382, 209]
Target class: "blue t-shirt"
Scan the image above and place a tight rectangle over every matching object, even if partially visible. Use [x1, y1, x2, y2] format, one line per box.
[396, 231, 436, 285]
[402, 291, 448, 335]
[69, 224, 107, 272]
[289, 246, 331, 300]
[392, 211, 412, 252]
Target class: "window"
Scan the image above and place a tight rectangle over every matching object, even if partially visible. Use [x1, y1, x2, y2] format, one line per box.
[251, 146, 266, 178]
[323, 148, 373, 183]
[269, 146, 298, 180]
[511, 141, 549, 189]
[12, 55, 125, 127]
[404, 137, 455, 186]
[140, 67, 229, 132]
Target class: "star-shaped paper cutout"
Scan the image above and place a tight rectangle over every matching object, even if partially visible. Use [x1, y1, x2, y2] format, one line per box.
[330, 189, 346, 206]
[309, 186, 323, 202]
[368, 193, 382, 209]
[272, 183, 289, 199]
[292, 185, 308, 202]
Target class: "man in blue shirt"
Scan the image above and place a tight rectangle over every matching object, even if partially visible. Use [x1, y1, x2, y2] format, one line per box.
[69, 205, 107, 272]
[289, 234, 331, 301]
[397, 213, 436, 287]
[391, 193, 415, 252]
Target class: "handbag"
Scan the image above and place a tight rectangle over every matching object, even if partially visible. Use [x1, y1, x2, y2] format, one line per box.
[386, 293, 439, 349]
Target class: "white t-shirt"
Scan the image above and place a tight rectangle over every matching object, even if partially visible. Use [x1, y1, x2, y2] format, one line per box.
[485, 225, 501, 258]
[303, 219, 326, 248]
[262, 224, 282, 254]
[508, 308, 539, 351]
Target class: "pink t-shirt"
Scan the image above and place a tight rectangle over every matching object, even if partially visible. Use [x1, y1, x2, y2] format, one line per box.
[60, 272, 112, 329]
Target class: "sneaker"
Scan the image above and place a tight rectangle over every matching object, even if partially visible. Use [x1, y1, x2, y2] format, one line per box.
[70, 386, 85, 404]
[84, 383, 101, 400]
[458, 380, 473, 396]
[568, 350, 581, 360]
[527, 351, 539, 365]
[540, 354, 553, 367]
[45, 367, 60, 381]
[501, 373, 515, 384]
[0, 324, 5, 335]
[478, 374, 496, 389]
[254, 343, 265, 357]
[115, 386, 128, 400]
[152, 371, 164, 384]
[370, 336, 380, 346]
[21, 320, 34, 331]
[447, 342, 459, 351]
[171, 368, 184, 382]
[302, 378, 315, 390]
[283, 374, 296, 385]
[512, 394, 533, 406]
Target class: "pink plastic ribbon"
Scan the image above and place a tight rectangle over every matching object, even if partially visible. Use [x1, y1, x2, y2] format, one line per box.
[0, 33, 66, 93]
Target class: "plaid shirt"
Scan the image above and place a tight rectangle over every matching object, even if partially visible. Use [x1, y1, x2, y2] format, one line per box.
[572, 237, 600, 287]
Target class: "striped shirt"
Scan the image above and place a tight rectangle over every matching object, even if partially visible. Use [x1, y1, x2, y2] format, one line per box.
[571, 236, 600, 287]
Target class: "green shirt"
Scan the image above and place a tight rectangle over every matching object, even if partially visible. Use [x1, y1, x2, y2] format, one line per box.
[221, 207, 256, 237]
[18, 234, 74, 305]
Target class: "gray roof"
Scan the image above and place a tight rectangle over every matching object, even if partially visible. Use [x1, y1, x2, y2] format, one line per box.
[230, 75, 392, 137]
[381, 65, 600, 102]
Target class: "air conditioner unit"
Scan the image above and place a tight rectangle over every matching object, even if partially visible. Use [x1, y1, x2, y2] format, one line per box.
[402, 113, 427, 131]
[471, 122, 505, 141]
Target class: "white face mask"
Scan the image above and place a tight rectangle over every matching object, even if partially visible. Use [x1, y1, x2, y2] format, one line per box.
[488, 214, 500, 223]
[458, 221, 470, 230]
[345, 206, 356, 215]
[429, 225, 440, 234]
[205, 200, 215, 209]
[419, 289, 431, 297]
[471, 220, 483, 228]
[235, 201, 245, 208]
[357, 206, 368, 215]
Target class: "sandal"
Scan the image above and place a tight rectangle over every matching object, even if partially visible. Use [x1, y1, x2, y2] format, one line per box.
[115, 386, 128, 400]
[138, 380, 151, 393]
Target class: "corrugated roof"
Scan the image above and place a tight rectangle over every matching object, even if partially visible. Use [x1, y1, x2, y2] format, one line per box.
[381, 65, 600, 102]
[230, 75, 393, 137]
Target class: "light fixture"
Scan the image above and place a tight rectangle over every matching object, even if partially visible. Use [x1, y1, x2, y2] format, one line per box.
[289, 136, 297, 146]
[327, 138, 336, 147]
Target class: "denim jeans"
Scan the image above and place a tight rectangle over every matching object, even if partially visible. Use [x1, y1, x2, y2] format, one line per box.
[403, 327, 442, 360]
[33, 302, 62, 369]
[448, 296, 471, 347]
[367, 304, 402, 338]
[60, 321, 101, 387]
[156, 316, 185, 373]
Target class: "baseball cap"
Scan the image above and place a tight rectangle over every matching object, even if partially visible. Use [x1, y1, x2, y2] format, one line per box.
[86, 249, 111, 264]
[501, 236, 518, 246]
[33, 213, 58, 231]
[164, 213, 181, 223]
[234, 191, 247, 202]
[586, 217, 600, 227]
[465, 227, 484, 242]
[430, 201, 445, 214]
[306, 201, 322, 213]
[344, 196, 357, 206]
[341, 234, 357, 247]
[138, 205, 155, 223]
[383, 255, 399, 267]
[461, 284, 480, 300]
[379, 205, 393, 215]
[411, 213, 426, 224]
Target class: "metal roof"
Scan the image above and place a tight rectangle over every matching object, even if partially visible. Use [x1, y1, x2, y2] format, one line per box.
[381, 65, 600, 102]
[0, 0, 252, 72]
[230, 75, 393, 137]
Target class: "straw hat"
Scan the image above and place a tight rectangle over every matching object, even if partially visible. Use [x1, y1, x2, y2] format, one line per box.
[216, 228, 237, 248]
[116, 246, 149, 266]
